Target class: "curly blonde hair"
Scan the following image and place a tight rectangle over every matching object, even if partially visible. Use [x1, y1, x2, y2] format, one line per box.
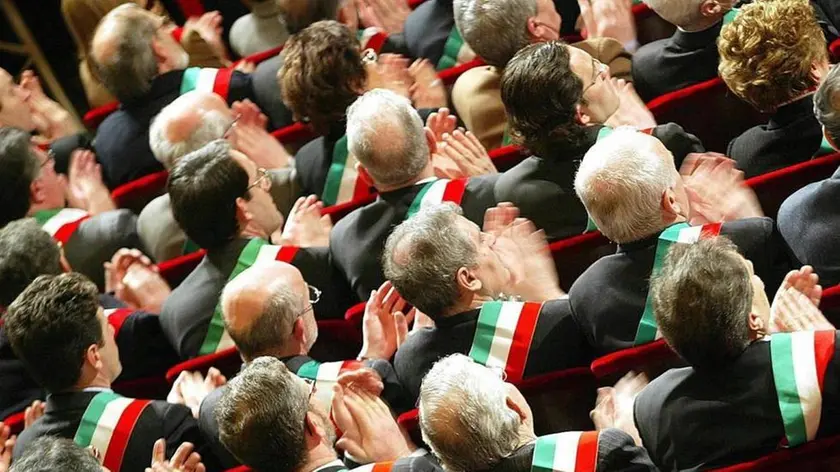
[718, 0, 827, 113]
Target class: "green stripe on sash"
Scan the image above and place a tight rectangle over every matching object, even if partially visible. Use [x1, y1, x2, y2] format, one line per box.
[180, 67, 201, 95]
[816, 136, 835, 157]
[771, 334, 810, 447]
[297, 360, 321, 379]
[531, 434, 558, 472]
[468, 302, 504, 366]
[722, 8, 739, 26]
[182, 239, 201, 255]
[322, 136, 350, 206]
[437, 27, 465, 70]
[74, 391, 122, 446]
[33, 208, 62, 226]
[406, 181, 436, 219]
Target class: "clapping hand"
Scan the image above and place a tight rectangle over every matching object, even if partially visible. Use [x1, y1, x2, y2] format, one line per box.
[358, 281, 411, 361]
[577, 0, 637, 49]
[66, 149, 116, 215]
[366, 54, 413, 98]
[276, 195, 333, 247]
[184, 11, 230, 66]
[606, 78, 656, 129]
[433, 130, 497, 179]
[20, 70, 82, 140]
[24, 400, 45, 429]
[408, 59, 447, 109]
[770, 266, 833, 333]
[591, 371, 648, 445]
[356, 0, 411, 34]
[146, 439, 205, 472]
[679, 152, 763, 224]
[104, 248, 171, 313]
[167, 368, 227, 418]
[227, 103, 291, 170]
[0, 422, 14, 472]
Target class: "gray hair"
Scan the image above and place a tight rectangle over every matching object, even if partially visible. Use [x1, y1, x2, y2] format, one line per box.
[383, 203, 476, 317]
[150, 100, 232, 169]
[419, 354, 521, 472]
[346, 89, 429, 186]
[815, 64, 840, 145]
[642, 0, 707, 28]
[0, 218, 62, 307]
[91, 3, 161, 103]
[10, 436, 103, 472]
[453, 0, 537, 68]
[574, 128, 678, 244]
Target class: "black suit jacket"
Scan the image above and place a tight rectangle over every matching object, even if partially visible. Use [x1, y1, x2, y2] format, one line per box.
[778, 166, 840, 286]
[393, 299, 592, 402]
[13, 390, 220, 472]
[632, 21, 725, 103]
[494, 123, 704, 241]
[63, 209, 143, 290]
[727, 95, 823, 178]
[635, 333, 840, 471]
[568, 218, 789, 356]
[811, 0, 840, 43]
[486, 429, 656, 472]
[393, 0, 460, 66]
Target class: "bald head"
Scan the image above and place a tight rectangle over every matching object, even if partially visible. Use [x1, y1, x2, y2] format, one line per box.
[221, 261, 315, 361]
[149, 91, 233, 169]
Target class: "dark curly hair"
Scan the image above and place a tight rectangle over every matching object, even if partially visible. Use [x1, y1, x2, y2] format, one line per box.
[500, 41, 589, 158]
[278, 20, 366, 131]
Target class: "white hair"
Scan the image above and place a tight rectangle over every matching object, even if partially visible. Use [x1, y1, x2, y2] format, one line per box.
[574, 127, 677, 244]
[418, 354, 521, 472]
[149, 103, 231, 170]
[643, 0, 707, 27]
[454, 0, 538, 67]
[346, 89, 428, 186]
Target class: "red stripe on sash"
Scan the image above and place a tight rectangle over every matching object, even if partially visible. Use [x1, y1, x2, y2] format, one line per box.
[102, 399, 151, 472]
[352, 175, 372, 201]
[640, 128, 654, 135]
[442, 178, 467, 205]
[575, 431, 599, 472]
[212, 68, 233, 101]
[274, 246, 299, 263]
[107, 309, 133, 337]
[340, 360, 365, 373]
[367, 32, 388, 53]
[700, 222, 722, 239]
[53, 216, 90, 246]
[505, 302, 542, 383]
[814, 330, 836, 392]
[373, 462, 395, 472]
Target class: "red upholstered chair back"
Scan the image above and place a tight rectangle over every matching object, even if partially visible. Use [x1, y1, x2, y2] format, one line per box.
[710, 434, 840, 471]
[590, 339, 679, 380]
[165, 347, 241, 383]
[2, 411, 25, 435]
[489, 145, 530, 172]
[647, 78, 767, 153]
[819, 284, 840, 324]
[745, 152, 840, 219]
[831, 39, 840, 63]
[157, 250, 206, 288]
[549, 231, 616, 291]
[110, 170, 170, 214]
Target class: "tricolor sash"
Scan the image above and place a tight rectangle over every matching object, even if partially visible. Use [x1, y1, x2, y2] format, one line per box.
[180, 67, 233, 101]
[322, 136, 370, 206]
[297, 360, 364, 406]
[355, 462, 394, 472]
[33, 208, 90, 246]
[104, 308, 133, 338]
[722, 8, 740, 27]
[815, 136, 835, 158]
[74, 391, 151, 472]
[770, 330, 836, 447]
[468, 301, 542, 383]
[405, 178, 467, 219]
[436, 27, 476, 70]
[198, 238, 298, 355]
[531, 431, 599, 472]
[358, 27, 389, 54]
[634, 222, 722, 345]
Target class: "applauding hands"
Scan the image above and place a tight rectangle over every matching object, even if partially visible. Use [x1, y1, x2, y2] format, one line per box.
[276, 195, 333, 247]
[770, 266, 834, 333]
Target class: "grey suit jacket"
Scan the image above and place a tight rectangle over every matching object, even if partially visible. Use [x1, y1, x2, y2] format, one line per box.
[65, 209, 143, 289]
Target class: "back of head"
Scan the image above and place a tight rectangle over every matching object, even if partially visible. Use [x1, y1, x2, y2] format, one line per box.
[718, 0, 827, 112]
[216, 356, 309, 472]
[0, 219, 62, 308]
[149, 92, 233, 169]
[279, 0, 341, 34]
[453, 0, 537, 68]
[642, 0, 707, 28]
[346, 89, 429, 187]
[61, 0, 127, 59]
[10, 436, 103, 472]
[279, 20, 366, 130]
[574, 128, 676, 243]
[419, 354, 521, 472]
[383, 203, 477, 317]
[5, 272, 102, 393]
[501, 41, 586, 157]
[651, 237, 753, 368]
[814, 64, 840, 145]
[90, 3, 160, 103]
[0, 127, 38, 227]
[168, 140, 249, 250]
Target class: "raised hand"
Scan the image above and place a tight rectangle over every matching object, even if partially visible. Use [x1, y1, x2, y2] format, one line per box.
[231, 99, 268, 130]
[23, 400, 45, 429]
[771, 286, 834, 334]
[277, 195, 333, 247]
[184, 11, 230, 66]
[355, 0, 411, 33]
[146, 439, 206, 472]
[577, 0, 637, 49]
[359, 281, 410, 360]
[366, 54, 413, 98]
[680, 152, 763, 224]
[606, 78, 656, 128]
[506, 219, 565, 301]
[19, 70, 82, 139]
[167, 368, 227, 418]
[408, 59, 446, 109]
[337, 368, 385, 397]
[226, 116, 291, 170]
[425, 108, 457, 143]
[594, 371, 648, 446]
[0, 422, 14, 472]
[434, 130, 498, 178]
[67, 149, 116, 215]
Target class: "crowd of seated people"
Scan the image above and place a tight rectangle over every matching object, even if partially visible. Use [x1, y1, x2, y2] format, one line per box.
[4, 0, 840, 470]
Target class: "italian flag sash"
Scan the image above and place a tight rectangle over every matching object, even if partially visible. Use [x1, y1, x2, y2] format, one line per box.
[634, 222, 722, 345]
[322, 136, 370, 206]
[770, 330, 836, 447]
[297, 360, 364, 406]
[104, 308, 133, 338]
[405, 178, 467, 219]
[198, 238, 298, 355]
[74, 391, 151, 472]
[722, 8, 740, 27]
[468, 301, 542, 383]
[531, 431, 599, 472]
[436, 27, 476, 70]
[355, 462, 394, 472]
[33, 208, 90, 246]
[180, 67, 233, 101]
[815, 135, 835, 158]
[358, 27, 389, 54]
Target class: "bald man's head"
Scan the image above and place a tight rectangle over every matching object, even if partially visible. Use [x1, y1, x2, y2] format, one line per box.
[221, 261, 317, 361]
[149, 91, 233, 169]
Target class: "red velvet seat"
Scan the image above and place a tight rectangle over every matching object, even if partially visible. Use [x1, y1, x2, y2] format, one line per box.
[83, 101, 120, 130]
[2, 411, 25, 435]
[174, 0, 205, 18]
[165, 347, 241, 384]
[157, 250, 206, 288]
[488, 145, 529, 172]
[710, 434, 840, 471]
[234, 45, 284, 67]
[831, 38, 840, 62]
[549, 231, 616, 291]
[819, 284, 840, 323]
[745, 152, 840, 219]
[590, 339, 677, 379]
[438, 58, 485, 85]
[646, 78, 767, 153]
[344, 301, 367, 324]
[110, 170, 169, 214]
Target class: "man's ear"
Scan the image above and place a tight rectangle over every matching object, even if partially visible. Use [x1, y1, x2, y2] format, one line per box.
[575, 104, 591, 126]
[505, 394, 527, 422]
[292, 317, 307, 345]
[456, 266, 482, 293]
[150, 38, 169, 68]
[660, 188, 682, 220]
[699, 0, 722, 17]
[748, 310, 765, 334]
[29, 179, 45, 206]
[355, 162, 375, 188]
[85, 344, 103, 372]
[425, 128, 438, 155]
[304, 412, 325, 448]
[525, 16, 542, 42]
[235, 196, 252, 226]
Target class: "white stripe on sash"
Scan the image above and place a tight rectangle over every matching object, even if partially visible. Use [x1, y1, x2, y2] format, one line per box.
[485, 302, 524, 371]
[89, 397, 134, 455]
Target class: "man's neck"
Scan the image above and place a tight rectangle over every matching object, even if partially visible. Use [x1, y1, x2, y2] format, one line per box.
[240, 223, 271, 242]
[441, 293, 494, 318]
[679, 15, 725, 33]
[27, 202, 64, 216]
[300, 445, 340, 472]
[375, 165, 436, 193]
[75, 372, 112, 391]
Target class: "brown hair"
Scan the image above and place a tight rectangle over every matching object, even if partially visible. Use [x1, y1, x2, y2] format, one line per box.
[718, 0, 827, 112]
[278, 20, 366, 131]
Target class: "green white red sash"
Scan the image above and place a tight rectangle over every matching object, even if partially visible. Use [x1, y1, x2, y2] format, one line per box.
[405, 178, 467, 219]
[322, 136, 370, 206]
[198, 238, 299, 356]
[354, 462, 394, 472]
[297, 360, 364, 406]
[468, 301, 542, 383]
[634, 222, 722, 345]
[33, 208, 90, 246]
[815, 135, 836, 158]
[436, 27, 476, 70]
[74, 391, 151, 472]
[770, 330, 836, 447]
[722, 8, 739, 27]
[531, 431, 599, 472]
[104, 308, 133, 338]
[358, 27, 389, 53]
[180, 67, 233, 101]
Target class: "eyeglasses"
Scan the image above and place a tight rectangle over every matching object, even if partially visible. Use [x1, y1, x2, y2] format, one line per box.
[293, 284, 321, 319]
[302, 377, 316, 402]
[361, 48, 378, 65]
[581, 58, 609, 96]
[222, 115, 240, 140]
[246, 167, 272, 193]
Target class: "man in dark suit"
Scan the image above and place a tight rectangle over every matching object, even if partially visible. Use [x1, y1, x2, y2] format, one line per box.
[0, 127, 141, 289]
[635, 237, 840, 470]
[569, 128, 787, 355]
[497, 41, 704, 241]
[89, 4, 289, 189]
[419, 354, 655, 472]
[632, 0, 740, 102]
[719, 0, 831, 177]
[4, 272, 223, 472]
